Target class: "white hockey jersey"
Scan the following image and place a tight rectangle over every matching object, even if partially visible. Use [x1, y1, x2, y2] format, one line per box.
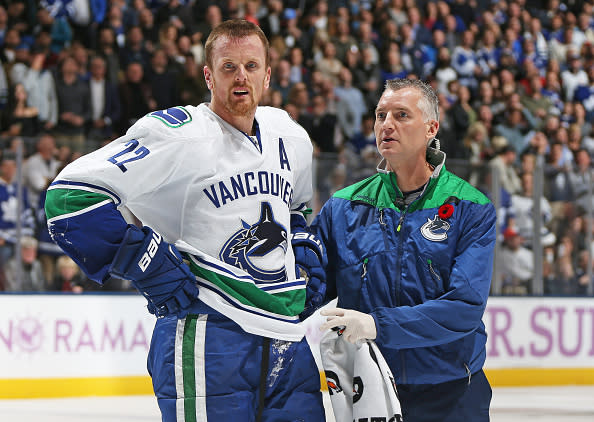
[47, 104, 315, 340]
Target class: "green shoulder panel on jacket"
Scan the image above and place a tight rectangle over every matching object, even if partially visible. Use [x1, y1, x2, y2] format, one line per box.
[45, 188, 112, 220]
[407, 170, 492, 212]
[332, 170, 491, 211]
[333, 174, 398, 209]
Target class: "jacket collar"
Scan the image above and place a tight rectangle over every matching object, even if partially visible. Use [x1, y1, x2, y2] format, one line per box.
[376, 147, 447, 206]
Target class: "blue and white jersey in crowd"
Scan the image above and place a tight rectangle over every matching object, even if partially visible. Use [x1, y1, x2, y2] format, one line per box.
[0, 179, 34, 243]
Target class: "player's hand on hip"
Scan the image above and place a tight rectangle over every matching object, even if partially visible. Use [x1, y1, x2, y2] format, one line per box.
[320, 308, 377, 344]
[109, 225, 199, 318]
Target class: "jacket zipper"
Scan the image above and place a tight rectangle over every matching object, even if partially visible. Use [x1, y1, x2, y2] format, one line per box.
[362, 258, 368, 278]
[427, 259, 441, 281]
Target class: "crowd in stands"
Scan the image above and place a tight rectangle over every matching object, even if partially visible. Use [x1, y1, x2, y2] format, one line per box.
[0, 0, 593, 296]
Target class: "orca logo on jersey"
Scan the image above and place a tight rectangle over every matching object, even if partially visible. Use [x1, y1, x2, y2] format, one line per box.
[220, 202, 288, 283]
[138, 231, 162, 272]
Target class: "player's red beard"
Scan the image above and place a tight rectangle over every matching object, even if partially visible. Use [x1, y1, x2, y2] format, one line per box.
[224, 83, 257, 116]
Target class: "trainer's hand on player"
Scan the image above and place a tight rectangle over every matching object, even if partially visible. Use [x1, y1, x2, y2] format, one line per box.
[109, 225, 199, 317]
[320, 308, 377, 344]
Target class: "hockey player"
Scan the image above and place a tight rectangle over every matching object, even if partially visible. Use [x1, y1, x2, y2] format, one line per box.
[316, 78, 496, 421]
[45, 20, 326, 422]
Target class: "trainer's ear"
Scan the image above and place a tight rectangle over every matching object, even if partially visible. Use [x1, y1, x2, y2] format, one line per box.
[426, 119, 439, 139]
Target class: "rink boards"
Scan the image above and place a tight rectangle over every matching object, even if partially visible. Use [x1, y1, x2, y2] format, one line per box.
[0, 294, 592, 398]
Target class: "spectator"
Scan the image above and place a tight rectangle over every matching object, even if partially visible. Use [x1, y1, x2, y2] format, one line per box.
[434, 46, 457, 95]
[54, 55, 91, 153]
[520, 74, 555, 120]
[511, 171, 557, 248]
[567, 148, 594, 214]
[488, 144, 522, 195]
[139, 6, 159, 47]
[354, 45, 382, 110]
[70, 41, 91, 82]
[176, 53, 208, 106]
[573, 64, 594, 121]
[3, 236, 46, 292]
[477, 28, 500, 78]
[87, 55, 121, 143]
[544, 142, 573, 203]
[345, 112, 380, 183]
[50, 255, 87, 293]
[2, 83, 39, 138]
[494, 94, 539, 155]
[193, 4, 223, 43]
[96, 26, 121, 85]
[561, 51, 588, 101]
[542, 69, 565, 114]
[117, 61, 154, 133]
[462, 121, 490, 185]
[331, 18, 358, 64]
[270, 58, 293, 104]
[499, 226, 534, 295]
[0, 153, 35, 264]
[445, 84, 474, 155]
[10, 49, 58, 131]
[307, 94, 342, 155]
[22, 133, 61, 209]
[119, 26, 151, 70]
[573, 102, 592, 139]
[287, 46, 309, 85]
[573, 250, 594, 296]
[105, 3, 126, 49]
[356, 21, 379, 66]
[154, 0, 194, 37]
[334, 66, 367, 140]
[316, 40, 342, 85]
[380, 42, 408, 86]
[451, 29, 481, 93]
[259, 0, 284, 39]
[145, 48, 179, 110]
[549, 235, 578, 295]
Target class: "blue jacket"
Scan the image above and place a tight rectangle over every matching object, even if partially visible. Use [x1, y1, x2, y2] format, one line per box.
[312, 151, 496, 385]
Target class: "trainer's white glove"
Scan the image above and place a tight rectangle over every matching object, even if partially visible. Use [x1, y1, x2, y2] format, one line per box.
[320, 307, 377, 344]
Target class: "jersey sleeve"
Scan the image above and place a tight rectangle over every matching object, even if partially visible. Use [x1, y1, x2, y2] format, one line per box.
[45, 108, 199, 282]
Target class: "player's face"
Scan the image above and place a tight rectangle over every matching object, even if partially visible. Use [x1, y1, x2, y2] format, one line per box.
[374, 87, 438, 165]
[204, 34, 271, 118]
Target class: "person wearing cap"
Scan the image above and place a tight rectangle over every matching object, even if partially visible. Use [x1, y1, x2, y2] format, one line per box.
[499, 226, 534, 295]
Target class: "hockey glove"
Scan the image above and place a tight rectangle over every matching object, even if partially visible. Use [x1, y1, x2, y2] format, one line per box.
[320, 308, 377, 344]
[109, 225, 199, 317]
[291, 213, 327, 319]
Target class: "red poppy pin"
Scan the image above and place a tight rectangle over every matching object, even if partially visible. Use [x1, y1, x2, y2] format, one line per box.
[438, 203, 454, 219]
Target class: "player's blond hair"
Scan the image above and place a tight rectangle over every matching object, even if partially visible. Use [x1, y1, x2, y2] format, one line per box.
[204, 19, 270, 69]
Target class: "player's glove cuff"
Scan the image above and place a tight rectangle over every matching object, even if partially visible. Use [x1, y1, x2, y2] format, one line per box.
[109, 225, 199, 317]
[290, 213, 327, 319]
